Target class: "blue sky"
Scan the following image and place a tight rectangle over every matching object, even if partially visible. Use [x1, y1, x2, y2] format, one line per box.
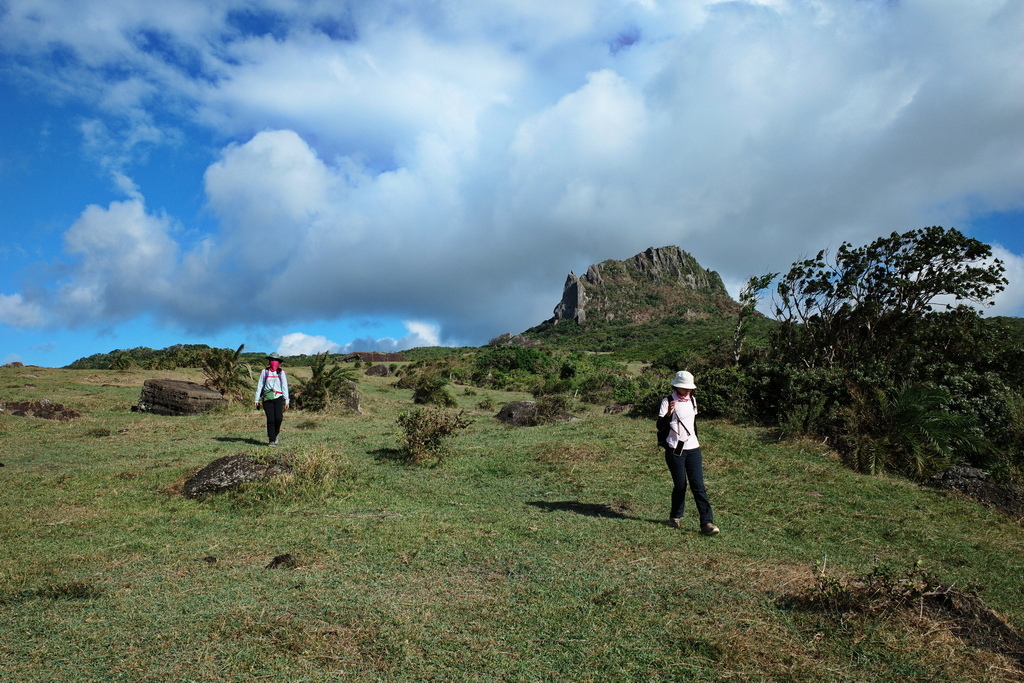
[2, 0, 1023, 367]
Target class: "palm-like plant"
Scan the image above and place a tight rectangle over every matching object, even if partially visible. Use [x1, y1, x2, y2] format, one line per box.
[841, 382, 991, 479]
[294, 352, 359, 411]
[200, 344, 252, 403]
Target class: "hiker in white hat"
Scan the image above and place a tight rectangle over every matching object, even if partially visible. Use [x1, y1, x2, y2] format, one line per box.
[657, 370, 719, 536]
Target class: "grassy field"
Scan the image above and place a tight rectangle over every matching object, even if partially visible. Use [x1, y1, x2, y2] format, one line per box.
[1, 365, 1023, 682]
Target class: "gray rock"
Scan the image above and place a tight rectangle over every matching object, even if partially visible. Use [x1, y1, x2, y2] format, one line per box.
[929, 466, 1024, 520]
[135, 379, 227, 416]
[182, 454, 293, 498]
[495, 401, 538, 426]
[364, 363, 391, 377]
[0, 399, 81, 421]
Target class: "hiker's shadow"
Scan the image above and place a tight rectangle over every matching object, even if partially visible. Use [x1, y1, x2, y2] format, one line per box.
[214, 437, 265, 445]
[527, 501, 671, 527]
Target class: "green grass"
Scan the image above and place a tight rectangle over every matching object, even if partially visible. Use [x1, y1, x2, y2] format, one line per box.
[1, 366, 1023, 681]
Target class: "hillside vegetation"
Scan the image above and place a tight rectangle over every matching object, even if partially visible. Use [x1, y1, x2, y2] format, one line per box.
[1, 365, 1023, 681]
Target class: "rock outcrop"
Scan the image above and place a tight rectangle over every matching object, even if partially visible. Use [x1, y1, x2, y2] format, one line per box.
[135, 379, 228, 416]
[495, 401, 538, 426]
[182, 454, 293, 498]
[929, 466, 1024, 521]
[365, 363, 392, 377]
[546, 246, 739, 326]
[343, 352, 407, 363]
[0, 399, 81, 421]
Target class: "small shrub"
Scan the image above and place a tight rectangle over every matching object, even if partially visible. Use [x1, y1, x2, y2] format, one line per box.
[397, 407, 470, 464]
[534, 393, 575, 424]
[412, 373, 457, 407]
[477, 396, 496, 411]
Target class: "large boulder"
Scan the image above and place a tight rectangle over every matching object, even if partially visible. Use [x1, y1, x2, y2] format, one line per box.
[135, 379, 227, 416]
[495, 401, 538, 427]
[364, 363, 391, 377]
[182, 454, 293, 498]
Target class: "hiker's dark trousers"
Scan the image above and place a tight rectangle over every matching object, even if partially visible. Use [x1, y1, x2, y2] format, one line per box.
[263, 397, 285, 442]
[664, 446, 714, 525]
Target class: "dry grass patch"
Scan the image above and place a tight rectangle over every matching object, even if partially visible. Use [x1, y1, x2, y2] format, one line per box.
[781, 564, 1024, 679]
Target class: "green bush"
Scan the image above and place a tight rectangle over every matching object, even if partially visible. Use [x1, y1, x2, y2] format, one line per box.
[535, 394, 575, 424]
[411, 372, 457, 407]
[397, 407, 470, 464]
[200, 344, 253, 403]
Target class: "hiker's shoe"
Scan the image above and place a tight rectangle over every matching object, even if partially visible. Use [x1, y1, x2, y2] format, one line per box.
[669, 518, 681, 529]
[700, 523, 720, 536]
[270, 439, 278, 447]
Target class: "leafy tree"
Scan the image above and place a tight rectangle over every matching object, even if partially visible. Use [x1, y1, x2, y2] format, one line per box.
[111, 352, 136, 371]
[772, 226, 1007, 371]
[751, 227, 1022, 477]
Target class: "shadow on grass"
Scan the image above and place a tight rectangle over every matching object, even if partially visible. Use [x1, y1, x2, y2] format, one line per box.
[214, 436, 265, 445]
[527, 500, 633, 519]
[369, 447, 410, 464]
[527, 500, 680, 528]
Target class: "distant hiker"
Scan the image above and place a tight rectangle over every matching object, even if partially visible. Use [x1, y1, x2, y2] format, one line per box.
[657, 370, 719, 536]
[255, 353, 290, 446]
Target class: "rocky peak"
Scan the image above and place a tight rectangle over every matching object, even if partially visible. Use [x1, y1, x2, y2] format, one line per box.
[548, 246, 738, 326]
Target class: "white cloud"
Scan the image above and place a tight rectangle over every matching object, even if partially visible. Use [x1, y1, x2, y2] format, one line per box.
[2, 0, 1024, 349]
[277, 321, 447, 357]
[0, 294, 45, 328]
[989, 246, 1024, 317]
[277, 332, 341, 356]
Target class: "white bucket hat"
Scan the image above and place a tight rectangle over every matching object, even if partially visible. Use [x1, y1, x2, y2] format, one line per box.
[671, 370, 696, 389]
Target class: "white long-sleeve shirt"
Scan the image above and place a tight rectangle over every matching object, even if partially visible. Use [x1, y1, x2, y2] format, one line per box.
[255, 369, 289, 404]
[658, 392, 699, 450]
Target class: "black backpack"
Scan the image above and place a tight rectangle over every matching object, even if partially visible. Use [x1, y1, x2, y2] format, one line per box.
[659, 395, 675, 448]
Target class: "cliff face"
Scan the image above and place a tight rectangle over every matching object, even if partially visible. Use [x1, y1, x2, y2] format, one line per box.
[548, 246, 739, 326]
